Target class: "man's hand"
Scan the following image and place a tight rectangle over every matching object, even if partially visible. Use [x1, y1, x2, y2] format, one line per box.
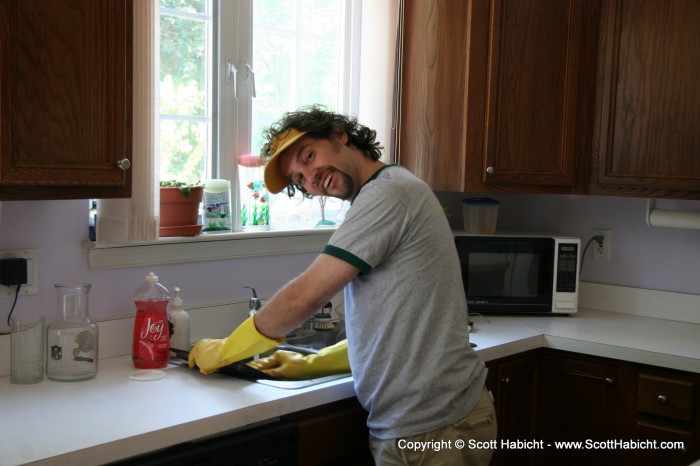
[188, 316, 282, 375]
[247, 339, 350, 380]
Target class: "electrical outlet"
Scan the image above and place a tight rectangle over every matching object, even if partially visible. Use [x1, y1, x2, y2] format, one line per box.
[592, 229, 611, 260]
[0, 249, 39, 296]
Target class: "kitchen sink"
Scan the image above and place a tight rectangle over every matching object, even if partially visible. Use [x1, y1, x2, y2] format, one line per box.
[283, 324, 345, 351]
[171, 324, 351, 389]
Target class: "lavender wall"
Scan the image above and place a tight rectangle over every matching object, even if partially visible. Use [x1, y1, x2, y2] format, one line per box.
[437, 192, 700, 295]
[0, 200, 316, 333]
[1, 193, 699, 333]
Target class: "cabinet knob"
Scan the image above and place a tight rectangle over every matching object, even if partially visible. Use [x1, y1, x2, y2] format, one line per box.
[656, 395, 668, 404]
[501, 377, 510, 384]
[486, 166, 495, 175]
[117, 158, 131, 171]
[604, 377, 614, 385]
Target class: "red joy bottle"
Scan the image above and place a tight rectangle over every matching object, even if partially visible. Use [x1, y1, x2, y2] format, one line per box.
[132, 272, 171, 369]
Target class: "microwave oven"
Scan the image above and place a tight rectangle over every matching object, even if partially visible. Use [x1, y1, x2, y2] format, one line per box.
[454, 232, 580, 315]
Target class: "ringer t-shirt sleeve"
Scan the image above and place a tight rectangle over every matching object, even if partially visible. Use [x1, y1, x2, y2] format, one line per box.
[322, 244, 372, 275]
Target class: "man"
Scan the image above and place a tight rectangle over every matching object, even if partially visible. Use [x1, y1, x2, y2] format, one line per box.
[189, 106, 496, 465]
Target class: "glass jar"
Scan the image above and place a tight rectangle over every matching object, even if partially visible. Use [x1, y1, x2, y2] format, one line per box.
[46, 284, 98, 381]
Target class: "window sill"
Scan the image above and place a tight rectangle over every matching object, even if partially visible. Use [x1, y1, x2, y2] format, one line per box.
[83, 229, 335, 270]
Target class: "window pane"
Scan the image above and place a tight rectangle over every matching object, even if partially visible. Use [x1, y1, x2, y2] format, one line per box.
[160, 119, 207, 185]
[253, 0, 295, 30]
[298, 37, 339, 107]
[159, 0, 211, 186]
[299, 0, 341, 37]
[161, 0, 207, 14]
[160, 14, 207, 115]
[251, 32, 296, 154]
[250, 0, 349, 231]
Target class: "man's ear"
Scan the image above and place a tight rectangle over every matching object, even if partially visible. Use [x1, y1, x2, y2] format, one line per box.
[333, 128, 349, 145]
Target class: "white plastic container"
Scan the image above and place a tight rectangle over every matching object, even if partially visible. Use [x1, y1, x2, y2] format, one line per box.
[168, 287, 190, 351]
[202, 179, 232, 233]
[462, 198, 499, 234]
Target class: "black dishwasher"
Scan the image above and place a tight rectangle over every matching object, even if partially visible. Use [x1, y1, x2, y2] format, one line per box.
[109, 420, 298, 465]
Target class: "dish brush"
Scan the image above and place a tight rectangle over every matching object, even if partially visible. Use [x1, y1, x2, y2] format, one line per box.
[313, 312, 335, 330]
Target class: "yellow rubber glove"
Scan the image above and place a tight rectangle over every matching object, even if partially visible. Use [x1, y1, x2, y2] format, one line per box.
[247, 339, 350, 380]
[188, 316, 283, 375]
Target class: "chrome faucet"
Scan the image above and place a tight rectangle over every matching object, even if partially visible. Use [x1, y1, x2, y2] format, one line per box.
[244, 286, 261, 317]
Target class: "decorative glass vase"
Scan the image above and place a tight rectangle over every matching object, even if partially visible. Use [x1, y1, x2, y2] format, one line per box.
[238, 154, 271, 231]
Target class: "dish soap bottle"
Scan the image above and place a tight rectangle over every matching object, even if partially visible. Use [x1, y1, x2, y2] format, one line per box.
[132, 272, 170, 369]
[168, 286, 190, 351]
[46, 283, 98, 381]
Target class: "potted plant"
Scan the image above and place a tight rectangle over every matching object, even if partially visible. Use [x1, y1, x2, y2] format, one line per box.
[159, 180, 204, 237]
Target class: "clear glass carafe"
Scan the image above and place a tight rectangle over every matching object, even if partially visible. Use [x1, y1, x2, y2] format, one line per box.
[46, 284, 98, 381]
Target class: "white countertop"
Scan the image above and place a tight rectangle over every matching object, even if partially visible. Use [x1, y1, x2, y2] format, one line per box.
[2, 308, 699, 466]
[469, 309, 700, 373]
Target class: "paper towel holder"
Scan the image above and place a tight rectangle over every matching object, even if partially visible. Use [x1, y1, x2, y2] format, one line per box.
[646, 199, 700, 230]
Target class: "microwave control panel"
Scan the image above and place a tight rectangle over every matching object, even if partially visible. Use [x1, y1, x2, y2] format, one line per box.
[555, 243, 578, 292]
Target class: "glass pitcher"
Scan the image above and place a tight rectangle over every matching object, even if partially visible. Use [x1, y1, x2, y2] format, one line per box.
[46, 284, 98, 381]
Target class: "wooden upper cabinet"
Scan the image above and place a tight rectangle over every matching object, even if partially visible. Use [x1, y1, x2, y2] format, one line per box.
[397, 0, 470, 192]
[398, 0, 599, 194]
[0, 0, 132, 200]
[591, 0, 700, 199]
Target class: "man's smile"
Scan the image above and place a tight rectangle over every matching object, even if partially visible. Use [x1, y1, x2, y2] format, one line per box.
[322, 171, 333, 192]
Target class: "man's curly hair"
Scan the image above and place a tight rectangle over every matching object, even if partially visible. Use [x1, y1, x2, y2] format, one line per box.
[260, 105, 383, 198]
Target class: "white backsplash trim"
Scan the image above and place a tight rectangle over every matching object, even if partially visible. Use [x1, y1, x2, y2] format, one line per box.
[579, 282, 700, 325]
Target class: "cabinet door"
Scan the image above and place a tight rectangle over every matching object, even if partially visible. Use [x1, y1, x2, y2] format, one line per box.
[397, 0, 470, 191]
[282, 397, 373, 466]
[0, 0, 132, 200]
[592, 0, 700, 199]
[489, 355, 539, 466]
[469, 0, 591, 193]
[538, 355, 619, 465]
[398, 0, 598, 194]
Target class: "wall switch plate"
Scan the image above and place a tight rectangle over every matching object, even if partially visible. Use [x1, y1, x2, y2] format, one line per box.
[592, 229, 611, 260]
[0, 249, 38, 296]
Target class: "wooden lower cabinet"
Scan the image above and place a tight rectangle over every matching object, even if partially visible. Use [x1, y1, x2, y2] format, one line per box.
[282, 397, 373, 466]
[113, 398, 371, 466]
[538, 352, 621, 465]
[485, 349, 699, 466]
[486, 351, 539, 466]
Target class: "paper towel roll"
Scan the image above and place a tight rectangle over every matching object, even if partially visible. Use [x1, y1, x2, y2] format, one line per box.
[648, 208, 700, 230]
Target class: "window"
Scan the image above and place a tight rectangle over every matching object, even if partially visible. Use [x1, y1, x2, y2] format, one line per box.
[159, 0, 358, 232]
[90, 0, 397, 267]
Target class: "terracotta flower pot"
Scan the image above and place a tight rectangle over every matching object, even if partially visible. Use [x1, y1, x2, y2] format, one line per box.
[159, 186, 204, 236]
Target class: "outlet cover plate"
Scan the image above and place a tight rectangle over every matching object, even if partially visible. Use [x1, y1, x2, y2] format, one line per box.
[592, 229, 611, 260]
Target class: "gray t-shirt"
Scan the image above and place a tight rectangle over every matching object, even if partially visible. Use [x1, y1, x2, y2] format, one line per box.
[322, 165, 486, 439]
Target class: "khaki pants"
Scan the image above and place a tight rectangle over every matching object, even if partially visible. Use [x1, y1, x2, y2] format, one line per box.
[369, 387, 497, 466]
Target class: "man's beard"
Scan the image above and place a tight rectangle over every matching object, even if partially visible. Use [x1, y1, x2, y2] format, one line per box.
[329, 170, 355, 201]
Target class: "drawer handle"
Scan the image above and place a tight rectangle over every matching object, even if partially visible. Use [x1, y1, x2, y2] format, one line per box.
[501, 377, 510, 384]
[656, 395, 668, 404]
[604, 377, 614, 385]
